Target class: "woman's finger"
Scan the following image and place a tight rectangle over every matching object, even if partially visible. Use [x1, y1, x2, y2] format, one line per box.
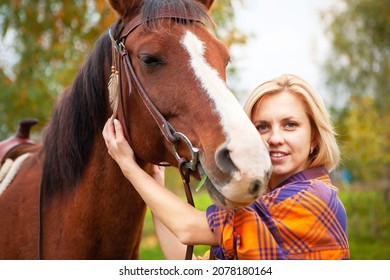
[102, 117, 136, 166]
[113, 119, 125, 142]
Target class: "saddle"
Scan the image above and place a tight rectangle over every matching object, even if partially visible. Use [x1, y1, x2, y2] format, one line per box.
[0, 119, 38, 165]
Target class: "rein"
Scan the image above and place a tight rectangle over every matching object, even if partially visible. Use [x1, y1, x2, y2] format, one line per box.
[110, 13, 213, 260]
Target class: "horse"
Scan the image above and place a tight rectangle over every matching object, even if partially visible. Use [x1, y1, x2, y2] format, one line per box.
[0, 0, 271, 259]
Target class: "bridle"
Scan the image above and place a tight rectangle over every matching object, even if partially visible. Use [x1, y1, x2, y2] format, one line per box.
[109, 12, 213, 260]
[112, 13, 201, 171]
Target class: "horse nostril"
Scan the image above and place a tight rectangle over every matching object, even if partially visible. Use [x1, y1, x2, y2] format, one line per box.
[249, 179, 262, 195]
[215, 143, 238, 174]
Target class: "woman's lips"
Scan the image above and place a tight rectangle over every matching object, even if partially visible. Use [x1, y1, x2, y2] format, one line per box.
[269, 151, 287, 163]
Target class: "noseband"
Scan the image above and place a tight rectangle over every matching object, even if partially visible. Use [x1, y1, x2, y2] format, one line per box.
[109, 12, 212, 260]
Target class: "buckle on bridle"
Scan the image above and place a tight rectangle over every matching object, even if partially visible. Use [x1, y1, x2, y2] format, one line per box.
[171, 132, 199, 171]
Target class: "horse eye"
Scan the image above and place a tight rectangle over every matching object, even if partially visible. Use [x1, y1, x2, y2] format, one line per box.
[139, 54, 163, 67]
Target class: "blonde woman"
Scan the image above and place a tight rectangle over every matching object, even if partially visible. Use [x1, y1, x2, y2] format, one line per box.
[103, 74, 349, 259]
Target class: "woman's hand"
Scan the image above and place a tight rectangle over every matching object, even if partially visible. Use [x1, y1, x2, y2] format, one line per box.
[102, 117, 138, 175]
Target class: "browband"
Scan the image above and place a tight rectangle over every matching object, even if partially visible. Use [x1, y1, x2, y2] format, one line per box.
[119, 11, 205, 41]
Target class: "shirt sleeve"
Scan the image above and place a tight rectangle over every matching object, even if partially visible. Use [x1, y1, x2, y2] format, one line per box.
[206, 204, 286, 260]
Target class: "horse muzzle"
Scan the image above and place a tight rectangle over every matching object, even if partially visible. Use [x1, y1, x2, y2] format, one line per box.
[199, 139, 272, 209]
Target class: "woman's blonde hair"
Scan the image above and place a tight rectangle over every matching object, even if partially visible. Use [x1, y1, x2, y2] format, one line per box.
[243, 74, 340, 171]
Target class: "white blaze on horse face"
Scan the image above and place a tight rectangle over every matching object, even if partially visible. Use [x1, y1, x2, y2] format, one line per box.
[181, 31, 271, 204]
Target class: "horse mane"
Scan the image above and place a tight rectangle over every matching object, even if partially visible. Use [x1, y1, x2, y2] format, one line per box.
[40, 26, 115, 200]
[40, 0, 211, 200]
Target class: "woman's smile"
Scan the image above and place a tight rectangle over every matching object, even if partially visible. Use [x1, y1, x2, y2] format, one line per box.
[269, 150, 288, 163]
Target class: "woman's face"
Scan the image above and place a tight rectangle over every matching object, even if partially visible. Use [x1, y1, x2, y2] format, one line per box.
[251, 91, 316, 189]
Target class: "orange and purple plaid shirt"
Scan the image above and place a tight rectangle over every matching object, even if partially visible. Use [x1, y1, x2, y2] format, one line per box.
[206, 167, 350, 260]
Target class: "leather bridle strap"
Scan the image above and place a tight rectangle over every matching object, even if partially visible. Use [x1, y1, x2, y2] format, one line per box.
[178, 158, 195, 260]
[118, 12, 205, 42]
[118, 45, 177, 143]
[178, 157, 215, 260]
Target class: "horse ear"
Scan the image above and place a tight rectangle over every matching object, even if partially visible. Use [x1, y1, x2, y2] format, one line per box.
[198, 0, 215, 10]
[108, 0, 123, 16]
[108, 0, 141, 18]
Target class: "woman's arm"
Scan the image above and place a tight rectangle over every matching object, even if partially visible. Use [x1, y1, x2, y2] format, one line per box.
[150, 165, 188, 259]
[152, 214, 189, 259]
[102, 118, 218, 246]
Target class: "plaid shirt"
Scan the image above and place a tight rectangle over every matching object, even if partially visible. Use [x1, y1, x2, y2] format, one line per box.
[206, 167, 350, 260]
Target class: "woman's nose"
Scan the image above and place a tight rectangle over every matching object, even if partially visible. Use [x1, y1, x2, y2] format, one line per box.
[267, 129, 284, 146]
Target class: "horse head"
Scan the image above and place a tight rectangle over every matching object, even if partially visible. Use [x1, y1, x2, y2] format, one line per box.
[108, 0, 271, 209]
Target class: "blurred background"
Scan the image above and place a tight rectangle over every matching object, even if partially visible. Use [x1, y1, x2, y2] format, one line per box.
[0, 0, 389, 259]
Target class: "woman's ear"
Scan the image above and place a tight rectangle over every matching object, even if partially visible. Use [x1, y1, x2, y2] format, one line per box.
[310, 135, 318, 155]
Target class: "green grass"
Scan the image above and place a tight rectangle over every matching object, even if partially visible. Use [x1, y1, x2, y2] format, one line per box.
[140, 167, 213, 260]
[339, 188, 390, 259]
[139, 190, 212, 260]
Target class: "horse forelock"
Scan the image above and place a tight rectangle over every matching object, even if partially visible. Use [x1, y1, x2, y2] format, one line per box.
[140, 0, 213, 32]
[41, 31, 113, 200]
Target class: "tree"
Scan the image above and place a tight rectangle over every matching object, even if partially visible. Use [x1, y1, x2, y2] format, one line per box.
[0, 0, 117, 138]
[321, 0, 390, 182]
[0, 0, 247, 139]
[340, 95, 390, 182]
[322, 0, 390, 111]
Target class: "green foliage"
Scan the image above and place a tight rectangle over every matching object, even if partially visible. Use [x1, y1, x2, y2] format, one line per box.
[322, 3, 390, 258]
[339, 188, 390, 259]
[0, 0, 116, 138]
[337, 96, 390, 182]
[322, 0, 390, 110]
[211, 0, 247, 47]
[321, 0, 390, 182]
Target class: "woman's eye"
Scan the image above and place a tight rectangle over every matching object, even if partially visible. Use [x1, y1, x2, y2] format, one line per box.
[139, 55, 162, 67]
[256, 123, 269, 132]
[285, 122, 297, 129]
